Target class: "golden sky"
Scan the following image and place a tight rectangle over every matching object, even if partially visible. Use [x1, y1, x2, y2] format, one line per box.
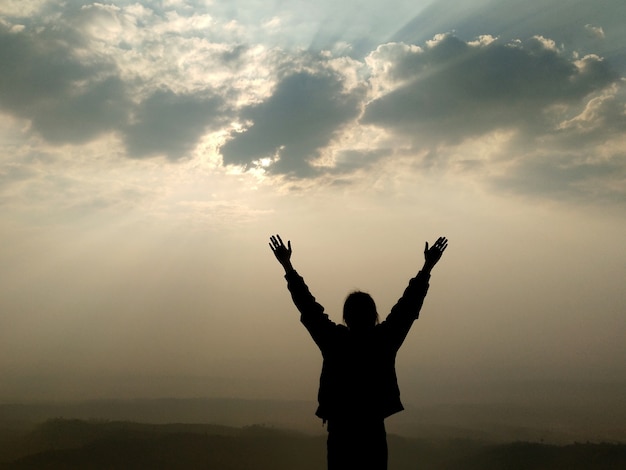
[1, 0, 625, 406]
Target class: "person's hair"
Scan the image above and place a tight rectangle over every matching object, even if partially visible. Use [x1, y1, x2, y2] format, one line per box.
[343, 291, 379, 330]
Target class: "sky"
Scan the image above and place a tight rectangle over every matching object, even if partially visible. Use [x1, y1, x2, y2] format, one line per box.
[1, 0, 625, 411]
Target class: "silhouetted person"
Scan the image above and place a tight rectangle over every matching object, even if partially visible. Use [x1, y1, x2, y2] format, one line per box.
[269, 234, 448, 470]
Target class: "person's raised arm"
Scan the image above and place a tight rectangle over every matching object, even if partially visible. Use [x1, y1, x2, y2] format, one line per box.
[383, 236, 448, 344]
[269, 234, 294, 274]
[269, 234, 336, 348]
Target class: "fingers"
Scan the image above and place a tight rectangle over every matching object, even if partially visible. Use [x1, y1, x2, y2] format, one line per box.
[435, 236, 448, 253]
[269, 234, 290, 251]
[269, 234, 281, 246]
[269, 234, 281, 252]
[425, 236, 448, 256]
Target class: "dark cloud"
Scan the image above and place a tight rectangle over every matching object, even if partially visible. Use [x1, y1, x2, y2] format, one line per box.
[362, 34, 617, 144]
[123, 90, 225, 160]
[491, 152, 626, 203]
[32, 77, 130, 144]
[220, 70, 364, 177]
[0, 23, 130, 143]
[495, 82, 626, 203]
[0, 21, 227, 160]
[394, 0, 626, 72]
[329, 149, 391, 176]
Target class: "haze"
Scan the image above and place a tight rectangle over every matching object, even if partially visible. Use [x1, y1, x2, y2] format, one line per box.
[1, 0, 624, 425]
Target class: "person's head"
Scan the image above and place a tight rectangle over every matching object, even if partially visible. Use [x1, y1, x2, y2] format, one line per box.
[343, 291, 379, 330]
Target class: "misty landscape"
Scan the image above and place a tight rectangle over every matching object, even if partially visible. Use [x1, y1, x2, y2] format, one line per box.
[1, 419, 624, 470]
[1, 397, 625, 469]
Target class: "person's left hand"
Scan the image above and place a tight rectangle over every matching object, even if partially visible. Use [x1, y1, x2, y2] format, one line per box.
[424, 236, 448, 270]
[269, 234, 292, 268]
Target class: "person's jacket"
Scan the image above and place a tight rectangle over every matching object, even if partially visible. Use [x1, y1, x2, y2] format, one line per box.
[285, 269, 430, 422]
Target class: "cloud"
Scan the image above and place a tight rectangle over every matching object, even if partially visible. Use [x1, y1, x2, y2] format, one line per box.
[1, 1, 624, 204]
[0, 0, 47, 17]
[0, 16, 228, 160]
[393, 0, 626, 73]
[553, 82, 626, 146]
[0, 22, 130, 143]
[504, 81, 626, 202]
[33, 77, 130, 145]
[361, 34, 617, 145]
[355, 33, 626, 203]
[123, 90, 226, 160]
[220, 70, 364, 177]
[585, 24, 605, 40]
[491, 152, 626, 203]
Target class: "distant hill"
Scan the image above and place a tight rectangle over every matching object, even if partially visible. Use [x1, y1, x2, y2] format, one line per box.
[2, 397, 625, 444]
[0, 419, 325, 470]
[1, 419, 625, 470]
[392, 401, 626, 444]
[0, 398, 318, 432]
